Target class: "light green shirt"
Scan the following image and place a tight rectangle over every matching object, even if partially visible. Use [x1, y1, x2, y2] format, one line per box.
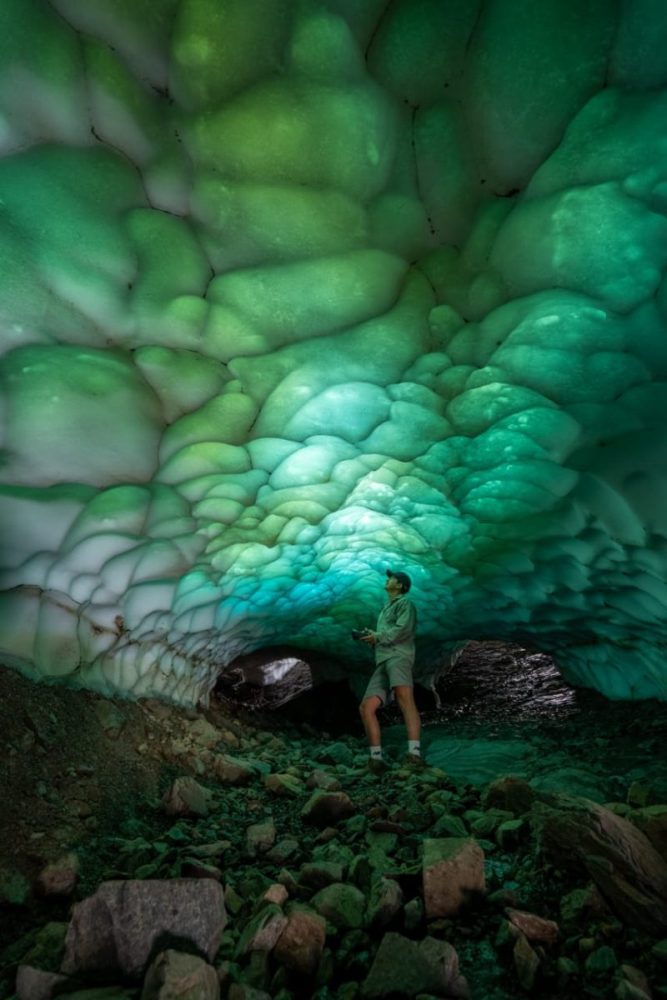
[375, 594, 416, 668]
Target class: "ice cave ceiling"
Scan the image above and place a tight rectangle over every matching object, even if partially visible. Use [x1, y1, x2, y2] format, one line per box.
[1, 0, 667, 705]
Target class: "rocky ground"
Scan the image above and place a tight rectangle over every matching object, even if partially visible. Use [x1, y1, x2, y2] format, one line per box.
[1, 658, 667, 999]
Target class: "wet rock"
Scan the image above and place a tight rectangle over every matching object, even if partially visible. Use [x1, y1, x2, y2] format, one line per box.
[306, 770, 342, 792]
[301, 791, 355, 827]
[367, 877, 403, 929]
[181, 859, 222, 881]
[265, 837, 300, 865]
[630, 804, 667, 859]
[61, 879, 226, 977]
[506, 907, 559, 946]
[533, 793, 667, 932]
[422, 838, 486, 918]
[224, 884, 245, 916]
[430, 813, 468, 838]
[482, 776, 535, 816]
[532, 766, 607, 802]
[141, 949, 219, 999]
[585, 944, 618, 974]
[496, 817, 527, 849]
[211, 755, 255, 785]
[627, 781, 655, 808]
[617, 964, 652, 1000]
[0, 867, 31, 904]
[15, 965, 69, 1000]
[419, 937, 470, 998]
[161, 777, 211, 818]
[188, 841, 229, 860]
[262, 883, 289, 906]
[236, 904, 288, 956]
[513, 933, 540, 991]
[264, 773, 304, 797]
[299, 860, 344, 890]
[361, 931, 465, 998]
[311, 883, 366, 929]
[470, 809, 514, 839]
[37, 854, 80, 896]
[560, 884, 609, 929]
[615, 980, 652, 1000]
[273, 905, 326, 976]
[15, 921, 68, 973]
[246, 819, 276, 857]
[184, 719, 221, 750]
[403, 897, 424, 932]
[315, 742, 354, 767]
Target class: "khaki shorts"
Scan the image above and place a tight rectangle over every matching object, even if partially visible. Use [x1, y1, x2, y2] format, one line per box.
[363, 659, 414, 705]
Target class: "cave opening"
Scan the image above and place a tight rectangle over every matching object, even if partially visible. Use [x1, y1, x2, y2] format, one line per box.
[214, 639, 579, 737]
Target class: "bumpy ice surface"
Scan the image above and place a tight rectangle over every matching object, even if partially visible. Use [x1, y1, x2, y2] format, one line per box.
[2, 0, 667, 704]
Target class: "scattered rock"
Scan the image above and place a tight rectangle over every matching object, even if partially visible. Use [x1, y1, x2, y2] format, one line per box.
[265, 837, 300, 865]
[315, 742, 354, 766]
[246, 819, 276, 856]
[361, 931, 466, 998]
[211, 755, 255, 785]
[299, 860, 344, 890]
[61, 879, 226, 977]
[185, 719, 222, 750]
[301, 791, 355, 827]
[482, 776, 535, 816]
[161, 777, 211, 818]
[513, 932, 540, 991]
[141, 949, 219, 999]
[367, 876, 403, 928]
[585, 944, 618, 974]
[235, 904, 288, 956]
[311, 883, 366, 929]
[630, 804, 667, 859]
[533, 793, 667, 932]
[37, 853, 80, 896]
[422, 838, 486, 918]
[15, 965, 69, 1000]
[506, 908, 559, 946]
[419, 937, 470, 998]
[263, 773, 304, 797]
[306, 770, 342, 792]
[0, 867, 31, 905]
[273, 905, 326, 976]
[262, 883, 288, 906]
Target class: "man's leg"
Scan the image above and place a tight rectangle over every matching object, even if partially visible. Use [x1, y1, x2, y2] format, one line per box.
[359, 695, 384, 750]
[394, 685, 422, 758]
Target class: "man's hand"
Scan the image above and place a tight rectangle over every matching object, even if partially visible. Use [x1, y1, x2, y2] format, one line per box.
[361, 631, 377, 645]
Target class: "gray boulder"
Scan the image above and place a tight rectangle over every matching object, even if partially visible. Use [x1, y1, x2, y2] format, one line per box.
[61, 879, 226, 977]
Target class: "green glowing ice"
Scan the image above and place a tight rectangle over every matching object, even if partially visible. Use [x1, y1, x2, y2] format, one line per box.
[0, 0, 666, 705]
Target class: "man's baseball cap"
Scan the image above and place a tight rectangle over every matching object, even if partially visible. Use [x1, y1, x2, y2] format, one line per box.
[386, 568, 412, 592]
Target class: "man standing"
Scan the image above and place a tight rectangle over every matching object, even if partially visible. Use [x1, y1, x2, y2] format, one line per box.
[358, 569, 422, 771]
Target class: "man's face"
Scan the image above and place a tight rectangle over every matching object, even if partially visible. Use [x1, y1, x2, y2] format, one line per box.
[385, 575, 404, 599]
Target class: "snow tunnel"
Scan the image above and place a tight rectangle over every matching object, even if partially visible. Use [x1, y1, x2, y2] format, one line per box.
[2, 0, 667, 706]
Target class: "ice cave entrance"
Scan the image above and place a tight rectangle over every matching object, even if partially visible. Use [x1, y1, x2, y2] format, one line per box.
[215, 640, 577, 728]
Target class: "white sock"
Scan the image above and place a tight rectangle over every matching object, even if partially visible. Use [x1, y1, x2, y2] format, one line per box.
[369, 746, 383, 759]
[408, 741, 421, 756]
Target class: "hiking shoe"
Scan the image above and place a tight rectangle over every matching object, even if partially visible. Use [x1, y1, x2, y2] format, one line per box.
[367, 757, 390, 775]
[403, 753, 425, 769]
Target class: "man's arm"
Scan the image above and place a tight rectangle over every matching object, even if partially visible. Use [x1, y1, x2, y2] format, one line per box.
[374, 600, 416, 648]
